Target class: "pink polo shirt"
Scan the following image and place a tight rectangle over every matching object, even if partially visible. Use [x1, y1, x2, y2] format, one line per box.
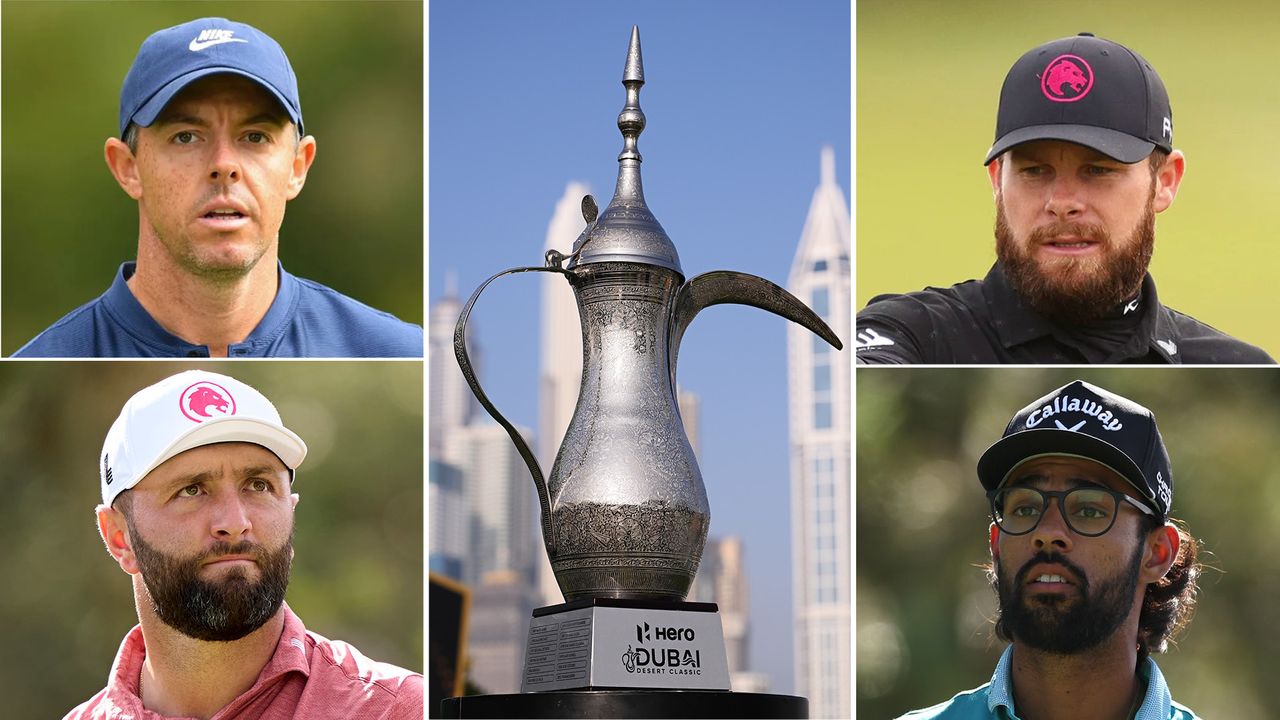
[65, 604, 423, 720]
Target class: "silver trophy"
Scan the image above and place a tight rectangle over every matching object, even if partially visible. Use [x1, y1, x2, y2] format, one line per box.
[455, 26, 840, 699]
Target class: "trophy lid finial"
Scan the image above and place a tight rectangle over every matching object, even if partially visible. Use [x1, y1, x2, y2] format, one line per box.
[567, 26, 682, 274]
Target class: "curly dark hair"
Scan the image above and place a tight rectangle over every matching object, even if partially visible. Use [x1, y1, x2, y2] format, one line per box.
[987, 516, 1201, 662]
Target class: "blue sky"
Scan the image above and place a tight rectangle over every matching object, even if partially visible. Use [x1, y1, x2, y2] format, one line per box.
[428, 1, 850, 693]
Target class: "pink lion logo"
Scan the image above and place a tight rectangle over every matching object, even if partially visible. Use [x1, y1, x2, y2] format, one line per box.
[180, 382, 237, 422]
[1041, 55, 1093, 102]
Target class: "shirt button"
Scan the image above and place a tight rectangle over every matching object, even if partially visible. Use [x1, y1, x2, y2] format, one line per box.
[186, 350, 201, 358]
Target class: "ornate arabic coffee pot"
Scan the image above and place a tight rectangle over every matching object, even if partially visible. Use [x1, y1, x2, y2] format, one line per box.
[455, 27, 842, 603]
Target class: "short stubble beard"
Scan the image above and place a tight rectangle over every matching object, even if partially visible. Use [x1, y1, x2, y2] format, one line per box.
[995, 543, 1144, 654]
[129, 521, 293, 642]
[995, 190, 1156, 325]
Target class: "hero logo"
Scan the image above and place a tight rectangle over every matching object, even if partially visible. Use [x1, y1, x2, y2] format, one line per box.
[1025, 395, 1122, 432]
[636, 622, 695, 643]
[623, 623, 701, 675]
[1041, 54, 1094, 102]
[180, 382, 237, 423]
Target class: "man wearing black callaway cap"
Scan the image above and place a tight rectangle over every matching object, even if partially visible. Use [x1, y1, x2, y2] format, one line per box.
[14, 17, 422, 358]
[899, 380, 1203, 719]
[857, 33, 1273, 364]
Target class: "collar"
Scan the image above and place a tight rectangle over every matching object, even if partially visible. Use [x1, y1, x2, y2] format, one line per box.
[982, 264, 1181, 362]
[987, 645, 1176, 719]
[103, 604, 311, 716]
[101, 261, 301, 356]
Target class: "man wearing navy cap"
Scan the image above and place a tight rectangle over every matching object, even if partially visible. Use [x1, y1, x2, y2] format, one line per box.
[899, 380, 1202, 719]
[856, 34, 1273, 364]
[14, 18, 422, 358]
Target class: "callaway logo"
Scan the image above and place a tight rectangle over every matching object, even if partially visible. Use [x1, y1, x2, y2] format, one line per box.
[1041, 54, 1094, 102]
[1025, 394, 1123, 432]
[179, 381, 237, 423]
[189, 29, 248, 52]
[1157, 339, 1178, 356]
[855, 328, 895, 351]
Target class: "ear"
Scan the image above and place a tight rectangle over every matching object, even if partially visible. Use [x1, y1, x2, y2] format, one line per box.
[988, 522, 1000, 561]
[290, 492, 300, 510]
[286, 135, 317, 200]
[1152, 150, 1186, 214]
[104, 137, 144, 200]
[1141, 523, 1179, 584]
[987, 157, 1003, 199]
[97, 504, 140, 575]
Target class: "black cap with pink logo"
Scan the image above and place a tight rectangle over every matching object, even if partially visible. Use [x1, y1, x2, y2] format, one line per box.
[983, 33, 1173, 165]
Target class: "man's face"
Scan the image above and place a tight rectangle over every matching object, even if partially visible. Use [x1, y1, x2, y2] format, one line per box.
[990, 456, 1155, 654]
[125, 74, 314, 282]
[117, 442, 297, 641]
[989, 141, 1179, 324]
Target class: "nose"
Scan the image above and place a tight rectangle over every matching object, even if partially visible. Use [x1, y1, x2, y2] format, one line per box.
[1043, 175, 1084, 220]
[210, 490, 252, 539]
[1031, 497, 1074, 552]
[208, 136, 241, 184]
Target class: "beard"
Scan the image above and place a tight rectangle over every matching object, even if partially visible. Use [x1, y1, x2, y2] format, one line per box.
[995, 193, 1155, 325]
[995, 544, 1144, 654]
[129, 522, 293, 642]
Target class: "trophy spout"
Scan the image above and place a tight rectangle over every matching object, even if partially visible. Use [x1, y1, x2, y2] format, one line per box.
[670, 270, 843, 383]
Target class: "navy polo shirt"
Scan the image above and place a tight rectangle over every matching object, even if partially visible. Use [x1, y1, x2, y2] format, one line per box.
[12, 262, 422, 358]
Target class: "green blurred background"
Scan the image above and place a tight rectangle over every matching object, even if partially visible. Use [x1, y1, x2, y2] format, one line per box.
[858, 0, 1280, 357]
[0, 362, 423, 717]
[857, 368, 1280, 719]
[1, 0, 424, 354]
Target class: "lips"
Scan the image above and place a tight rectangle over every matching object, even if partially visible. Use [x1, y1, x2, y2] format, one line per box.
[203, 554, 257, 568]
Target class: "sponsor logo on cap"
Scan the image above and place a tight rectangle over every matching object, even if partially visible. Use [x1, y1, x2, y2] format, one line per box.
[103, 454, 113, 485]
[1041, 54, 1094, 102]
[1025, 394, 1123, 432]
[180, 381, 237, 423]
[188, 29, 248, 52]
[1156, 470, 1171, 508]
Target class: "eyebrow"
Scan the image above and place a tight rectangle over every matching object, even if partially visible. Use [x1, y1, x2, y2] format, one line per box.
[1008, 473, 1109, 491]
[151, 112, 289, 129]
[160, 464, 287, 492]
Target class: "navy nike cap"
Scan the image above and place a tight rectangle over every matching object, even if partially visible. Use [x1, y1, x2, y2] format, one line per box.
[118, 17, 303, 137]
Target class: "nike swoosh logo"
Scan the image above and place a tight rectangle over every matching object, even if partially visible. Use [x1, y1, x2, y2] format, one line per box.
[189, 37, 248, 51]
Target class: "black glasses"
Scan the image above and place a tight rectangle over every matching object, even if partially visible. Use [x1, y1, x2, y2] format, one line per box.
[987, 485, 1156, 537]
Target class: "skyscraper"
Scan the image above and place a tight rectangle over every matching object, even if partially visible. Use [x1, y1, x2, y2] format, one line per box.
[429, 276, 474, 456]
[787, 146, 851, 719]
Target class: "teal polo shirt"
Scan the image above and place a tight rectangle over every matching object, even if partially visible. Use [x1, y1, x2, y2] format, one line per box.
[897, 646, 1200, 719]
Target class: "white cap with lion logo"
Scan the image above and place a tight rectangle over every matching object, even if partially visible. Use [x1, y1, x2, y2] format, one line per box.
[100, 370, 307, 507]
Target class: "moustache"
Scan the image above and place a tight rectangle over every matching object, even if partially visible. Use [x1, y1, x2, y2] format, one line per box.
[1027, 221, 1110, 247]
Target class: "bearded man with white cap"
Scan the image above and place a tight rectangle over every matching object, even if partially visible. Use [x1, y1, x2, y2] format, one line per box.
[66, 370, 422, 719]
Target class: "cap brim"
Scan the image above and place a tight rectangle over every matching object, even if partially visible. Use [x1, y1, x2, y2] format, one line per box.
[983, 124, 1156, 165]
[125, 67, 303, 136]
[127, 416, 308, 492]
[976, 429, 1156, 507]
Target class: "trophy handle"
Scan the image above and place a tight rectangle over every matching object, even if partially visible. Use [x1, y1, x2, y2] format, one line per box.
[670, 270, 843, 387]
[454, 265, 573, 551]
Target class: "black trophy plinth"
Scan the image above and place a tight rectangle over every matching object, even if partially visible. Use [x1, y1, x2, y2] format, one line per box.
[439, 690, 807, 719]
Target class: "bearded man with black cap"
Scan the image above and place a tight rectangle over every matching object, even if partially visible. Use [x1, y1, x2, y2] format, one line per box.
[857, 33, 1273, 364]
[66, 370, 422, 719]
[899, 380, 1201, 719]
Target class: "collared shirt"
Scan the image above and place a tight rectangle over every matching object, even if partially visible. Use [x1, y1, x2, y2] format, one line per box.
[13, 262, 423, 358]
[856, 264, 1274, 364]
[64, 604, 423, 720]
[897, 645, 1200, 719]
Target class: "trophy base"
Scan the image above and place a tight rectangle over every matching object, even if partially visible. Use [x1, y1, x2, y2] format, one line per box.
[521, 597, 730, 692]
[439, 690, 808, 719]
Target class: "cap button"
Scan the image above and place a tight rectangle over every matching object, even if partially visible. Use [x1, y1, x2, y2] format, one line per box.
[1078, 31, 1095, 37]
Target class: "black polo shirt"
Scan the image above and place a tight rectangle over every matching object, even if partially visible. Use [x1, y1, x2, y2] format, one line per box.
[856, 264, 1274, 364]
